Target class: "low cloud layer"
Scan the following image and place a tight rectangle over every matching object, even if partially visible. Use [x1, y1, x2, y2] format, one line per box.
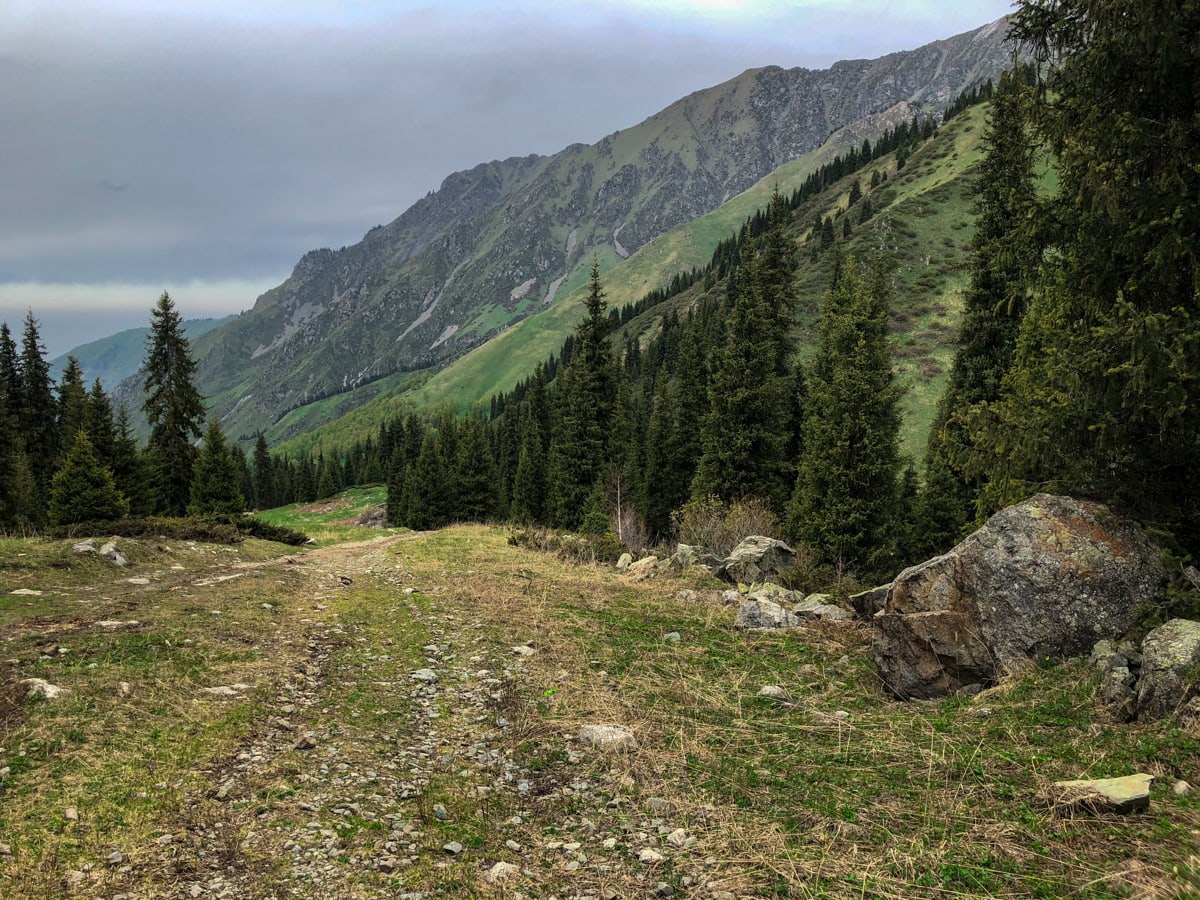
[2, 0, 1013, 352]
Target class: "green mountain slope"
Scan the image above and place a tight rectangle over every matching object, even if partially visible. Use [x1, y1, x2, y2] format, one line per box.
[112, 20, 1012, 444]
[280, 102, 990, 462]
[51, 316, 235, 390]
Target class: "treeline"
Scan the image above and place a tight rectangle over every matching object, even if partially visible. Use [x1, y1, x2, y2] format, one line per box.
[0, 294, 252, 527]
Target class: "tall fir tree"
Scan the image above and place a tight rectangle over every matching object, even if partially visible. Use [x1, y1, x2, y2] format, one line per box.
[509, 405, 546, 525]
[189, 417, 246, 515]
[973, 0, 1200, 555]
[57, 356, 88, 453]
[0, 322, 18, 423]
[546, 259, 617, 529]
[18, 311, 57, 511]
[252, 434, 274, 511]
[787, 255, 902, 577]
[84, 379, 117, 470]
[143, 291, 206, 515]
[692, 189, 798, 513]
[111, 404, 152, 517]
[453, 412, 500, 522]
[918, 65, 1038, 554]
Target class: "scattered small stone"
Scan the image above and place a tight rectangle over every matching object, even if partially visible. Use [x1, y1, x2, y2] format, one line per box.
[293, 734, 318, 750]
[638, 848, 665, 864]
[10, 589, 42, 596]
[665, 828, 689, 848]
[64, 806, 79, 821]
[653, 882, 676, 897]
[410, 668, 438, 684]
[99, 542, 127, 566]
[486, 861, 520, 883]
[511, 645, 535, 657]
[0, 843, 11, 856]
[833, 710, 850, 721]
[107, 850, 124, 866]
[442, 841, 464, 855]
[1174, 780, 1191, 796]
[126, 578, 150, 586]
[22, 678, 67, 700]
[663, 632, 681, 643]
[1043, 773, 1153, 814]
[433, 803, 448, 821]
[72, 539, 98, 555]
[579, 723, 636, 750]
[971, 706, 993, 718]
[505, 839, 522, 852]
[96, 620, 141, 631]
[757, 685, 791, 703]
[616, 553, 634, 572]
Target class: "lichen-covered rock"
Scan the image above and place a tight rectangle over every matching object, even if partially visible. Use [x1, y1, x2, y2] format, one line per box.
[734, 598, 799, 629]
[849, 584, 891, 620]
[578, 723, 636, 750]
[873, 494, 1166, 699]
[1136, 618, 1200, 721]
[718, 536, 796, 584]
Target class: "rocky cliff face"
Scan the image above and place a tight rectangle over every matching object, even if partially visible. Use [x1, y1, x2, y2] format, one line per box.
[171, 18, 1014, 441]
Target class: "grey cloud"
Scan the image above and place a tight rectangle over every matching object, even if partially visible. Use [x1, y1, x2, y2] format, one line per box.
[1, 1, 1013, 292]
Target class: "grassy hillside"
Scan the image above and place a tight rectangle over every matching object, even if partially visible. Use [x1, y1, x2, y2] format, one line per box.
[1, 508, 1196, 897]
[279, 102, 989, 462]
[50, 316, 235, 389]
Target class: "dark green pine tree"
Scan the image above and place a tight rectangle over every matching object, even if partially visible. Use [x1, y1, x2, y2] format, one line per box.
[143, 291, 206, 515]
[18, 311, 58, 511]
[188, 417, 245, 515]
[509, 405, 546, 525]
[918, 65, 1038, 554]
[252, 434, 274, 511]
[400, 431, 453, 530]
[0, 322, 18, 423]
[692, 188, 798, 513]
[57, 356, 88, 453]
[453, 413, 500, 522]
[49, 430, 129, 526]
[546, 259, 617, 530]
[84, 379, 116, 470]
[111, 404, 153, 517]
[974, 1, 1200, 555]
[787, 255, 903, 578]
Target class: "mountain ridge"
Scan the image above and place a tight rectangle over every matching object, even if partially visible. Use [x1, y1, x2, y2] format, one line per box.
[113, 17, 1015, 443]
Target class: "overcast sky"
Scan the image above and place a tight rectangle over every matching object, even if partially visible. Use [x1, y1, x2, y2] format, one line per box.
[1, 0, 1014, 357]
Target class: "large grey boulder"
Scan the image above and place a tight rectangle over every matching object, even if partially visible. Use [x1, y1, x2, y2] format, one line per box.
[1136, 618, 1200, 721]
[873, 494, 1166, 699]
[719, 536, 796, 584]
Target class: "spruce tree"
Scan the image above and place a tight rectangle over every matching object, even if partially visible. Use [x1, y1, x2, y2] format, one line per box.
[84, 379, 116, 469]
[18, 311, 57, 509]
[0, 322, 18, 422]
[143, 291, 205, 515]
[546, 259, 616, 529]
[188, 417, 245, 515]
[111, 404, 152, 517]
[252, 434, 274, 511]
[453, 413, 499, 522]
[787, 256, 902, 577]
[692, 188, 798, 513]
[918, 66, 1037, 553]
[975, 0, 1200, 554]
[509, 406, 545, 525]
[57, 356, 88, 452]
[49, 431, 129, 525]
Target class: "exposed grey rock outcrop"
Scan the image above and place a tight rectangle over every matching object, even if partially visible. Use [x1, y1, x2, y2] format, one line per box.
[719, 536, 796, 584]
[1136, 618, 1200, 721]
[872, 494, 1166, 699]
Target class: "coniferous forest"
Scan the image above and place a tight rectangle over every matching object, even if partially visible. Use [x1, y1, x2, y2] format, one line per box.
[2, 0, 1197, 605]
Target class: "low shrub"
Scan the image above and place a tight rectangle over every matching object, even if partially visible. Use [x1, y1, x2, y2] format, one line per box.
[508, 528, 626, 565]
[49, 515, 309, 546]
[671, 496, 778, 559]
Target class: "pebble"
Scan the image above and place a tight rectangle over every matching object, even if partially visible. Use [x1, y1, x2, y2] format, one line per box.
[442, 841, 464, 855]
[1174, 780, 1191, 796]
[107, 850, 124, 866]
[638, 848, 665, 864]
[64, 806, 78, 821]
[487, 861, 520, 883]
[410, 668, 438, 684]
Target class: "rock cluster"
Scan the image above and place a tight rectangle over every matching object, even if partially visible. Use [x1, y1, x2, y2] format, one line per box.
[870, 494, 1167, 699]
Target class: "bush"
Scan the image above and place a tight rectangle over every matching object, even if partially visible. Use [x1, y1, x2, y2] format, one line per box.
[671, 496, 779, 559]
[49, 515, 309, 546]
[508, 528, 626, 565]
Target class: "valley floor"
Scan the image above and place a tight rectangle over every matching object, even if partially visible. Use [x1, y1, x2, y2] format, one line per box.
[0, 525, 1197, 898]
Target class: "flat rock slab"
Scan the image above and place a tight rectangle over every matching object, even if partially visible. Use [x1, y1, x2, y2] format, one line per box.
[1043, 774, 1153, 814]
[579, 724, 636, 750]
